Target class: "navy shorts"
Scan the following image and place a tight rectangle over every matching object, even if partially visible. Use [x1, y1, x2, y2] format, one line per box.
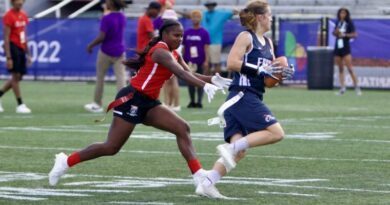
[223, 91, 278, 142]
[113, 86, 161, 124]
[9, 42, 27, 75]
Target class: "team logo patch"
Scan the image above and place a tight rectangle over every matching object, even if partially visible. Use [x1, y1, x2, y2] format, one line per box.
[264, 114, 276, 122]
[127, 105, 138, 117]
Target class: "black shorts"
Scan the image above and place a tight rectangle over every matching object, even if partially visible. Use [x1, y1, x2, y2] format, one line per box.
[113, 86, 161, 124]
[9, 42, 27, 75]
[334, 47, 351, 57]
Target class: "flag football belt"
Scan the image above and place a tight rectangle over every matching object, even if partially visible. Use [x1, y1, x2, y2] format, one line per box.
[207, 91, 244, 128]
[95, 92, 134, 123]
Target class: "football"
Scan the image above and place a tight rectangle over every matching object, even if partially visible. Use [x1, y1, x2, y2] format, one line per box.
[264, 56, 289, 88]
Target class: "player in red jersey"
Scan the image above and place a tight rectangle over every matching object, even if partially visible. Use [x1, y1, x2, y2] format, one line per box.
[0, 0, 31, 114]
[49, 19, 232, 193]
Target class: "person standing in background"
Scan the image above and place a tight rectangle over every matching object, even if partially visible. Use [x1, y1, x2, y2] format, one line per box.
[84, 0, 128, 113]
[201, 1, 238, 75]
[182, 10, 210, 108]
[333, 8, 361, 96]
[136, 1, 161, 52]
[0, 0, 31, 114]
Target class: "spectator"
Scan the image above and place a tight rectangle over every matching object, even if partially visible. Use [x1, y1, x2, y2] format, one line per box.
[333, 8, 361, 95]
[182, 10, 210, 108]
[0, 0, 31, 114]
[201, 0, 238, 75]
[84, 0, 128, 113]
[136, 1, 161, 52]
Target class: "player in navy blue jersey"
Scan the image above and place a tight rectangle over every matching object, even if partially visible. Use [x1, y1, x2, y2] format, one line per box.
[333, 8, 361, 95]
[195, 0, 294, 198]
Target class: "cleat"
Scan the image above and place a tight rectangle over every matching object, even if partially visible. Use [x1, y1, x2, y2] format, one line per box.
[216, 144, 236, 170]
[192, 168, 207, 187]
[49, 152, 69, 186]
[0, 100, 3, 112]
[84, 102, 103, 113]
[355, 87, 362, 96]
[336, 88, 346, 96]
[16, 104, 31, 114]
[196, 183, 227, 199]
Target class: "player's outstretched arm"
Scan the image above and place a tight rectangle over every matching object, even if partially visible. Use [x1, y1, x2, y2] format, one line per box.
[152, 48, 221, 102]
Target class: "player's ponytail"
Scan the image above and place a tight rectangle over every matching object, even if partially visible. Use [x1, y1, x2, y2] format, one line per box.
[239, 0, 269, 31]
[123, 19, 181, 71]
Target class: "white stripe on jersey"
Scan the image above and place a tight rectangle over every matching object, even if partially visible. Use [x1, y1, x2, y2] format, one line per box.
[239, 74, 251, 86]
[141, 63, 158, 90]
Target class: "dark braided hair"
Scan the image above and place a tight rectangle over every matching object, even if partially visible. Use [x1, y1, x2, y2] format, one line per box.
[124, 19, 181, 70]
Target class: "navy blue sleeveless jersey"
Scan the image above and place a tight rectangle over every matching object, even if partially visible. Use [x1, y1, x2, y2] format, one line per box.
[229, 30, 274, 97]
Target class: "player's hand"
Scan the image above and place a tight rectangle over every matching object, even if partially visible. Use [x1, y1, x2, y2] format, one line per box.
[211, 73, 232, 94]
[262, 63, 283, 78]
[282, 64, 295, 80]
[6, 59, 13, 70]
[203, 83, 220, 103]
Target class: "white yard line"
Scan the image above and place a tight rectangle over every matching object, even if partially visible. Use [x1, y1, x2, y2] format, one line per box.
[185, 194, 246, 200]
[257, 191, 319, 197]
[109, 202, 173, 205]
[0, 145, 389, 163]
[1, 126, 390, 144]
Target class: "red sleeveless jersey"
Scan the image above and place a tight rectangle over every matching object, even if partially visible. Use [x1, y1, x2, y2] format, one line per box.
[131, 41, 179, 99]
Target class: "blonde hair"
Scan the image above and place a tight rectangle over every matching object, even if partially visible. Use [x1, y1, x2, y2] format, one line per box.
[239, 0, 269, 31]
[191, 10, 202, 18]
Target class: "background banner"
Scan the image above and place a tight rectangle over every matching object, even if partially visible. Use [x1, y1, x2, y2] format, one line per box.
[277, 19, 321, 83]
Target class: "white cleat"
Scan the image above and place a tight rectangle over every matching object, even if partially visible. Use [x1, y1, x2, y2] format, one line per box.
[49, 152, 69, 186]
[195, 183, 227, 199]
[216, 144, 236, 170]
[84, 102, 103, 113]
[16, 104, 31, 114]
[192, 168, 208, 187]
[0, 100, 4, 113]
[355, 88, 362, 96]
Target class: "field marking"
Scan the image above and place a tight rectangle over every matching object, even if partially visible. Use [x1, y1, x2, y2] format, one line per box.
[0, 145, 389, 164]
[0, 194, 45, 201]
[2, 126, 390, 144]
[257, 191, 319, 197]
[2, 170, 390, 196]
[109, 202, 173, 205]
[185, 194, 246, 200]
[0, 186, 134, 201]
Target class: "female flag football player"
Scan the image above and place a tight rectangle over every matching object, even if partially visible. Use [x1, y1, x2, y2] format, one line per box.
[195, 0, 294, 198]
[49, 19, 232, 191]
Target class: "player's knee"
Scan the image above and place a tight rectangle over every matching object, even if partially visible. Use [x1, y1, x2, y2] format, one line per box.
[103, 144, 121, 156]
[176, 121, 191, 136]
[273, 129, 285, 142]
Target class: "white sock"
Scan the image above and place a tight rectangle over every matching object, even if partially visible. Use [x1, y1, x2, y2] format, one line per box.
[202, 170, 221, 187]
[229, 137, 249, 155]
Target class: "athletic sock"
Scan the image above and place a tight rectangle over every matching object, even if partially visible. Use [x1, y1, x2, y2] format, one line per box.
[229, 137, 249, 155]
[17, 98, 23, 105]
[0, 90, 4, 97]
[67, 152, 81, 167]
[188, 158, 202, 174]
[202, 170, 221, 187]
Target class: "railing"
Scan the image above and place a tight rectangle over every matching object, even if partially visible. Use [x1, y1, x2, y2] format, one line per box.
[34, 0, 73, 18]
[69, 0, 100, 19]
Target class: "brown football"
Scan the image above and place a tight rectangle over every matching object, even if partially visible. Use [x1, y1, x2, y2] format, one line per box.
[264, 56, 288, 88]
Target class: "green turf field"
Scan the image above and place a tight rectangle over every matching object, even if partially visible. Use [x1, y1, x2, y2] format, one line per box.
[0, 81, 389, 205]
